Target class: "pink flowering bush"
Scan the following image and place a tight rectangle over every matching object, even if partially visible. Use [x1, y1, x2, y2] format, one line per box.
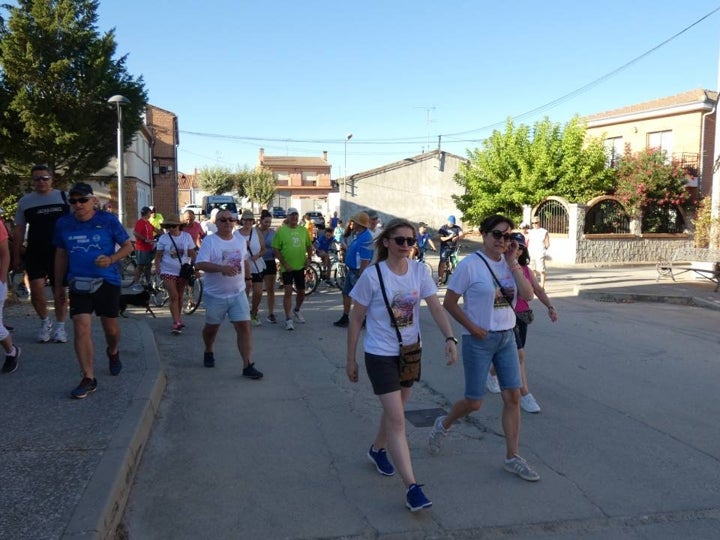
[614, 146, 694, 219]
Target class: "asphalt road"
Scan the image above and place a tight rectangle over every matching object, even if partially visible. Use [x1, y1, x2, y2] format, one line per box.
[119, 276, 720, 539]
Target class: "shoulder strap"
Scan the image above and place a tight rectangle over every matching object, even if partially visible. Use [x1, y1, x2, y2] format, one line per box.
[375, 264, 404, 346]
[167, 233, 186, 263]
[475, 252, 515, 310]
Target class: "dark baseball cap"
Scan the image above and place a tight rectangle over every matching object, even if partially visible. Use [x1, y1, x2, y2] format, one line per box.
[68, 182, 93, 196]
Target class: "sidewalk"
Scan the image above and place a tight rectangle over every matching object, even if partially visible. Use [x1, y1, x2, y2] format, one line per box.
[0, 297, 165, 540]
[1, 263, 717, 539]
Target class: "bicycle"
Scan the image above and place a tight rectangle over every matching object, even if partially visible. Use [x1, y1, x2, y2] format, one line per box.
[439, 244, 461, 285]
[412, 247, 434, 280]
[310, 250, 346, 290]
[275, 263, 319, 296]
[150, 272, 203, 314]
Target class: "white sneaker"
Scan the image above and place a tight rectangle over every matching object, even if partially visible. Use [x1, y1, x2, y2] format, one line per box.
[428, 415, 449, 456]
[285, 319, 295, 331]
[52, 326, 68, 343]
[250, 314, 261, 327]
[38, 319, 52, 343]
[293, 308, 305, 323]
[520, 393, 541, 413]
[486, 374, 501, 394]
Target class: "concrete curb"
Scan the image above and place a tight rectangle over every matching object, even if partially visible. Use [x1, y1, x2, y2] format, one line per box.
[576, 287, 720, 312]
[62, 322, 166, 540]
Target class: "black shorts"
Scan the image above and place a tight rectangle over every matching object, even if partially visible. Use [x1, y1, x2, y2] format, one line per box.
[25, 247, 58, 283]
[439, 246, 456, 263]
[250, 272, 263, 283]
[281, 269, 305, 290]
[263, 259, 277, 277]
[69, 282, 121, 318]
[365, 352, 413, 395]
[514, 320, 528, 349]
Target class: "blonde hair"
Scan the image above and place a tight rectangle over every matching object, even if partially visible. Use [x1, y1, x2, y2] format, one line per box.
[374, 218, 417, 262]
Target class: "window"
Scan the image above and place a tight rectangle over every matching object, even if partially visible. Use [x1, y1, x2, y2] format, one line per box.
[274, 171, 289, 186]
[604, 137, 624, 168]
[302, 171, 317, 186]
[647, 130, 673, 161]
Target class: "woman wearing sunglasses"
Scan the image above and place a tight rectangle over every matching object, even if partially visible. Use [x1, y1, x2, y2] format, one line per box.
[346, 218, 457, 512]
[429, 214, 540, 482]
[487, 232, 559, 413]
[153, 215, 197, 335]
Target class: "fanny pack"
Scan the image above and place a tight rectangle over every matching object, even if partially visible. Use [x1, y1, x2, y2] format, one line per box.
[69, 277, 104, 294]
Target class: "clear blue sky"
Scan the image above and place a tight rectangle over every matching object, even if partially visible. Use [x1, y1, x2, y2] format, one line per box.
[95, 0, 720, 177]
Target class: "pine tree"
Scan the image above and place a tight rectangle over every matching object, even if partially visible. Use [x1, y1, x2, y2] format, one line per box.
[0, 0, 147, 188]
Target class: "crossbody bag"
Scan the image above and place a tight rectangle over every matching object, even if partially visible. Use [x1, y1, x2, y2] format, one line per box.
[475, 252, 533, 324]
[168, 233, 195, 282]
[375, 264, 422, 382]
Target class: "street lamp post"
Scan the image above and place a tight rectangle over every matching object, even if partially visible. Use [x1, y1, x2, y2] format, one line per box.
[344, 133, 353, 196]
[108, 95, 130, 226]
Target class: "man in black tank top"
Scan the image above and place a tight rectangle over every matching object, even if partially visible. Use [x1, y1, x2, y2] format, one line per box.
[12, 165, 71, 343]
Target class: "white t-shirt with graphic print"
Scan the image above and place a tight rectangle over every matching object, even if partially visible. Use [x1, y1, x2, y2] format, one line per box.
[350, 260, 436, 356]
[447, 251, 517, 333]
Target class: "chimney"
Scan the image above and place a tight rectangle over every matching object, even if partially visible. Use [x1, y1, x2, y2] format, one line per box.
[259, 148, 265, 164]
[323, 150, 328, 162]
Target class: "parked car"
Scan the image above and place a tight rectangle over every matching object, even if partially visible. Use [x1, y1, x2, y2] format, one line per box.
[306, 211, 326, 229]
[180, 204, 204, 217]
[271, 206, 286, 218]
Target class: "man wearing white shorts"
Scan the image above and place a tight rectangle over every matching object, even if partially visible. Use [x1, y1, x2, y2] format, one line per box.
[195, 209, 263, 379]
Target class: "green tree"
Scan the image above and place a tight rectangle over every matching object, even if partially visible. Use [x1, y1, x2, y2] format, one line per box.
[614, 146, 694, 219]
[197, 165, 234, 195]
[0, 0, 147, 187]
[237, 167, 275, 209]
[453, 116, 613, 224]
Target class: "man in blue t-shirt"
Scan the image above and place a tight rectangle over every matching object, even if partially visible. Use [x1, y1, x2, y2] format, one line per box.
[53, 183, 133, 399]
[334, 211, 373, 327]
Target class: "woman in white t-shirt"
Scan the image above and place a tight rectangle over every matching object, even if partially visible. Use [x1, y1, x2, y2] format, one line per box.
[430, 214, 539, 482]
[235, 210, 266, 326]
[153, 215, 196, 335]
[346, 218, 457, 513]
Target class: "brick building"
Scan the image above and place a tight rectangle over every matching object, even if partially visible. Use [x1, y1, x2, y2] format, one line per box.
[145, 105, 179, 219]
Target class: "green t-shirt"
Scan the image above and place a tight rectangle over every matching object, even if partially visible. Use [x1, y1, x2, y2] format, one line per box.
[272, 225, 312, 270]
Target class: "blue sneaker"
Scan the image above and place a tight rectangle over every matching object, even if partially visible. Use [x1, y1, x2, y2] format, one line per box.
[204, 352, 215, 368]
[406, 483, 432, 512]
[367, 445, 395, 476]
[107, 348, 122, 376]
[71, 377, 97, 399]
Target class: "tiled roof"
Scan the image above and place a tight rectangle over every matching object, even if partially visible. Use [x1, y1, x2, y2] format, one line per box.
[177, 172, 198, 189]
[584, 88, 717, 121]
[261, 156, 329, 167]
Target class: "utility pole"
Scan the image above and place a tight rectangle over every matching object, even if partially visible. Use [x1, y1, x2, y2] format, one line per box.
[712, 49, 720, 249]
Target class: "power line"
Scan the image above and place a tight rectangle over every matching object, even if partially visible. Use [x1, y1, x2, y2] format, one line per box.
[179, 5, 720, 149]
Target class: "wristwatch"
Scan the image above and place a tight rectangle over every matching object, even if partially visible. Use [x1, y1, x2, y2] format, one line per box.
[445, 336, 458, 344]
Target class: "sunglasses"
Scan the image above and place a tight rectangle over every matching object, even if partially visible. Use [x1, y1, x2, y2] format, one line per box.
[489, 230, 512, 241]
[33, 175, 51, 181]
[217, 217, 237, 223]
[391, 236, 417, 246]
[68, 197, 91, 205]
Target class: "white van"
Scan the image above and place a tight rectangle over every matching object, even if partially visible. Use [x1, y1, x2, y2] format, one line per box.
[201, 195, 238, 219]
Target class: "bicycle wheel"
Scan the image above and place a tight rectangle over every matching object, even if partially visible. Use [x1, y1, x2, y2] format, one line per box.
[332, 263, 346, 290]
[119, 257, 136, 283]
[150, 274, 169, 307]
[294, 265, 319, 296]
[422, 261, 433, 279]
[182, 278, 203, 315]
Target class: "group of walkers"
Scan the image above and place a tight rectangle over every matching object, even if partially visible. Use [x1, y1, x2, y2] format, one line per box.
[338, 212, 558, 512]
[3, 168, 559, 513]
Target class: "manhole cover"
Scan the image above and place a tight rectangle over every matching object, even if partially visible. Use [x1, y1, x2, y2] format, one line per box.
[405, 408, 447, 428]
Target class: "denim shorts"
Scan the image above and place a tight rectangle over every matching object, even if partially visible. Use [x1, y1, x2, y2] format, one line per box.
[204, 292, 250, 324]
[462, 330, 521, 400]
[342, 268, 360, 296]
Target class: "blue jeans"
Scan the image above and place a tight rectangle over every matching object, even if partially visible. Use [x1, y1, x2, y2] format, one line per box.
[461, 331, 521, 400]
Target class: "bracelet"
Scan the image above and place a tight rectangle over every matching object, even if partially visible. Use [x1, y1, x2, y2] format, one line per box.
[445, 336, 458, 344]
[548, 306, 556, 310]
[510, 265, 521, 272]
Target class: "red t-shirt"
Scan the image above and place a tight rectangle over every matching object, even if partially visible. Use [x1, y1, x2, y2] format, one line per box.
[183, 221, 204, 245]
[134, 219, 155, 252]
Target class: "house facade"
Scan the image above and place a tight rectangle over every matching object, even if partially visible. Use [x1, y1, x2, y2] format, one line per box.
[258, 148, 333, 214]
[87, 103, 179, 228]
[340, 149, 468, 232]
[584, 88, 717, 198]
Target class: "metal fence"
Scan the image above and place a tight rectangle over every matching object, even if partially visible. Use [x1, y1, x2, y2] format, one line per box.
[584, 199, 630, 234]
[534, 199, 568, 234]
